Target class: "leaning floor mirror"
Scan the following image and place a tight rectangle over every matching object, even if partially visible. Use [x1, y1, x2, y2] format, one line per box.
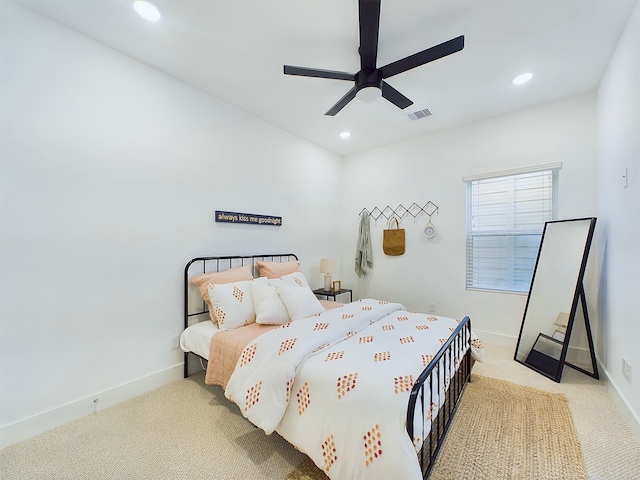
[514, 217, 599, 382]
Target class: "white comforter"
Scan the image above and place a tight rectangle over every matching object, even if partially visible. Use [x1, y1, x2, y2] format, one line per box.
[225, 299, 467, 480]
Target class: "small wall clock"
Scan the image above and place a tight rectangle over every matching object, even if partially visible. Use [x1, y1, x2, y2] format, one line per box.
[424, 221, 437, 238]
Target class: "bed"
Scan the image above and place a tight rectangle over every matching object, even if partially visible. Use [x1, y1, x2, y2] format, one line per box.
[182, 254, 479, 479]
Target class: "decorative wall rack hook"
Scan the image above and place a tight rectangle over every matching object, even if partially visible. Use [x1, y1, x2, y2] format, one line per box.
[359, 202, 438, 222]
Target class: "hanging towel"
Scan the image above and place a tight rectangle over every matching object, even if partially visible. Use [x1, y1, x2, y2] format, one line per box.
[355, 211, 373, 278]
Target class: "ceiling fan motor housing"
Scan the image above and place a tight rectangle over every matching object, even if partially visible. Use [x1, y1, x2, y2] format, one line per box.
[355, 69, 383, 92]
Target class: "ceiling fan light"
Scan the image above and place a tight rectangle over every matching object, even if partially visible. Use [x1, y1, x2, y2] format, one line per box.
[133, 1, 161, 22]
[356, 86, 382, 103]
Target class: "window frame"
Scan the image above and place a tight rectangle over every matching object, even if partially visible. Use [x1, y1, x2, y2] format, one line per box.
[464, 164, 560, 294]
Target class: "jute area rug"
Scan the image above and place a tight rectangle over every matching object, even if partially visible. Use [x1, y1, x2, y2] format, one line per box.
[287, 375, 587, 480]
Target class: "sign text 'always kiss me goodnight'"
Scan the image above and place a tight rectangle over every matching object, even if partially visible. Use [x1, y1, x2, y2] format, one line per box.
[215, 210, 282, 226]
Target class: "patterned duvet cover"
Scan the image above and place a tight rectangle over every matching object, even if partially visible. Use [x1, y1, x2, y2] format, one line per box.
[224, 299, 469, 480]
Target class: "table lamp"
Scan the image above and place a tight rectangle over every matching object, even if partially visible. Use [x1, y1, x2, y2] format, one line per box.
[319, 258, 336, 291]
[553, 312, 570, 340]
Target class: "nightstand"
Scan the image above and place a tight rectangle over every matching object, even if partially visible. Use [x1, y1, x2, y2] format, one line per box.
[313, 288, 353, 303]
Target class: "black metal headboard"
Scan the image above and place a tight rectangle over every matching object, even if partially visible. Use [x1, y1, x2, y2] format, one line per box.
[183, 253, 298, 376]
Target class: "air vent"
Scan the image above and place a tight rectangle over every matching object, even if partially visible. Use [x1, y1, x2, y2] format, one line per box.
[407, 108, 432, 121]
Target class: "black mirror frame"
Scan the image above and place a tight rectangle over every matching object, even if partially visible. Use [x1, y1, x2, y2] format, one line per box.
[514, 217, 599, 383]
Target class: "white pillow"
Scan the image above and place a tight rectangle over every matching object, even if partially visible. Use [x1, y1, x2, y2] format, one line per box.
[251, 282, 290, 325]
[208, 280, 256, 331]
[268, 271, 310, 289]
[276, 285, 325, 321]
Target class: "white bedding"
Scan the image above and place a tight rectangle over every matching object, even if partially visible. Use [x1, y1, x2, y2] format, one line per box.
[181, 298, 482, 479]
[180, 300, 340, 360]
[225, 299, 468, 480]
[180, 320, 219, 359]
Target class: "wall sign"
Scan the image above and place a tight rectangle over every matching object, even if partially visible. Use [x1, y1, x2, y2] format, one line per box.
[215, 210, 282, 226]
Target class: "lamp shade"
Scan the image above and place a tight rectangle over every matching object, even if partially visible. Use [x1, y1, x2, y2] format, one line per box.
[319, 258, 336, 274]
[554, 312, 570, 329]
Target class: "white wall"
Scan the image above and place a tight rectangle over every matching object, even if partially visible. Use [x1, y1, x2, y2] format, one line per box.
[340, 94, 598, 344]
[596, 1, 640, 436]
[0, 3, 342, 446]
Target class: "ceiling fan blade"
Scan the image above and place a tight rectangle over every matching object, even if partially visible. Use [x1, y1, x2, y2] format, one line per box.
[358, 0, 381, 70]
[284, 65, 354, 81]
[381, 81, 413, 109]
[379, 35, 464, 79]
[325, 87, 357, 116]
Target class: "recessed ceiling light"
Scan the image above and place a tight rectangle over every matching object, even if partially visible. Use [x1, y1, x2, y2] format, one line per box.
[133, 1, 161, 22]
[339, 131, 351, 139]
[512, 72, 533, 85]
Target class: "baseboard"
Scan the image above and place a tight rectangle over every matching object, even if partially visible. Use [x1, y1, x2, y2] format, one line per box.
[599, 361, 640, 443]
[0, 363, 184, 449]
[473, 329, 517, 348]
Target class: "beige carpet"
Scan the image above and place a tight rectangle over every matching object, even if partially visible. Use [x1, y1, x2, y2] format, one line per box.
[1, 343, 639, 479]
[0, 373, 308, 479]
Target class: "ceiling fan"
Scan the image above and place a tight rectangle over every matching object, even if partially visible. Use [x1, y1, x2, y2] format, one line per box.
[283, 0, 464, 116]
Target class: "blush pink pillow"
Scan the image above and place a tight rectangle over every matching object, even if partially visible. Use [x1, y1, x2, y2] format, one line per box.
[255, 260, 300, 279]
[190, 264, 253, 322]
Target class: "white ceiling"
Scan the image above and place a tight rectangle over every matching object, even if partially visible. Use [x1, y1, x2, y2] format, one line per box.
[13, 0, 637, 156]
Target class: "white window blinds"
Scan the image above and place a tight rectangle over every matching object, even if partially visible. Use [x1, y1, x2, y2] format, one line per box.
[465, 166, 559, 293]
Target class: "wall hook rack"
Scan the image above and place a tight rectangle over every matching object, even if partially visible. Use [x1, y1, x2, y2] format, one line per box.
[359, 202, 439, 222]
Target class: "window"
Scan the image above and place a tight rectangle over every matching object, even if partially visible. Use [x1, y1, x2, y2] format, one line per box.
[465, 164, 559, 293]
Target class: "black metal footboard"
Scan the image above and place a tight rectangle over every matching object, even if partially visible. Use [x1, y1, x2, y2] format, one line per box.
[407, 316, 471, 479]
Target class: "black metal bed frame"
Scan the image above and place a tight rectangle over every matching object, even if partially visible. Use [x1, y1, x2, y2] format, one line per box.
[407, 316, 472, 478]
[183, 253, 471, 479]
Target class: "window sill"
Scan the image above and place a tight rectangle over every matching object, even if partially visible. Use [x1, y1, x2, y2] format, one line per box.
[465, 287, 528, 296]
